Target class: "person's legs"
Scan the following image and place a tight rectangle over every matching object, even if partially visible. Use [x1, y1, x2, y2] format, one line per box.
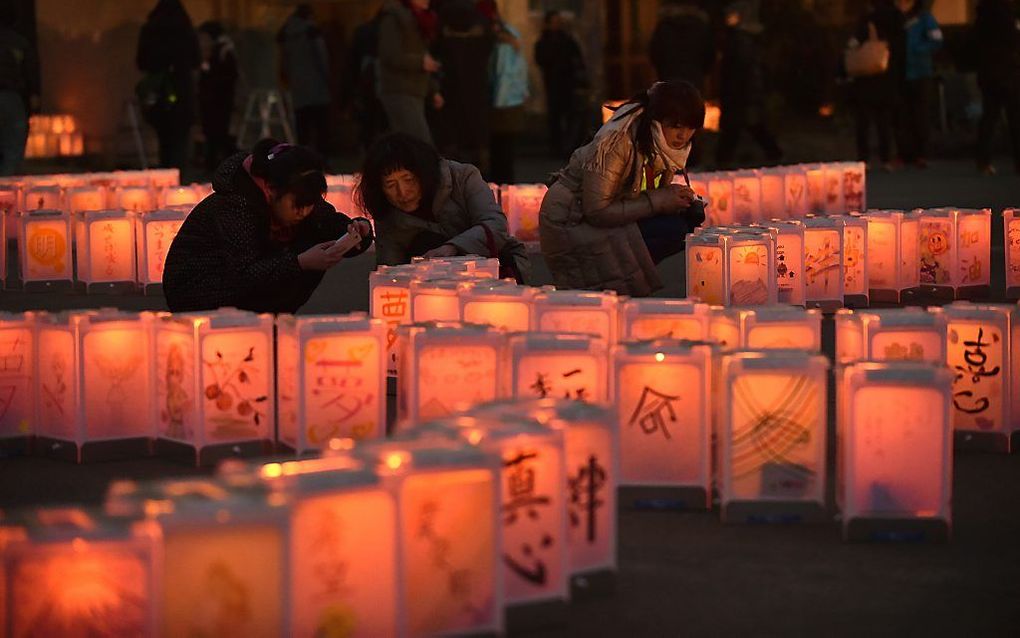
[380, 93, 433, 144]
[976, 84, 1003, 170]
[0, 91, 28, 176]
[912, 78, 933, 163]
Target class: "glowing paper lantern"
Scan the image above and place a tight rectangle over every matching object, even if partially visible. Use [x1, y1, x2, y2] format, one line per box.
[65, 185, 106, 215]
[686, 232, 726, 305]
[942, 302, 1016, 452]
[841, 161, 866, 212]
[863, 210, 920, 303]
[839, 362, 953, 541]
[762, 219, 806, 305]
[0, 312, 36, 440]
[396, 322, 506, 426]
[161, 184, 201, 208]
[834, 307, 947, 366]
[726, 231, 777, 306]
[917, 208, 992, 299]
[0, 207, 5, 285]
[709, 305, 741, 350]
[112, 185, 154, 213]
[0, 508, 158, 637]
[410, 278, 464, 322]
[954, 208, 992, 298]
[740, 305, 822, 351]
[503, 183, 547, 244]
[759, 170, 786, 220]
[707, 174, 734, 226]
[532, 289, 619, 344]
[802, 215, 845, 310]
[1, 185, 16, 242]
[806, 164, 827, 214]
[21, 185, 62, 212]
[612, 341, 712, 507]
[618, 297, 711, 341]
[783, 166, 810, 217]
[413, 255, 500, 279]
[460, 280, 537, 332]
[822, 163, 845, 214]
[136, 207, 188, 290]
[18, 209, 73, 289]
[76, 209, 138, 293]
[144, 168, 180, 190]
[1006, 209, 1020, 299]
[276, 313, 387, 453]
[370, 265, 419, 376]
[718, 350, 830, 522]
[153, 309, 275, 465]
[731, 171, 761, 224]
[507, 333, 608, 403]
[832, 214, 869, 307]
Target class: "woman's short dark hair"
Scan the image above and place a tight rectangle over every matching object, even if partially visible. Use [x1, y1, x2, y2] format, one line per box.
[356, 133, 441, 218]
[611, 80, 705, 158]
[249, 138, 327, 208]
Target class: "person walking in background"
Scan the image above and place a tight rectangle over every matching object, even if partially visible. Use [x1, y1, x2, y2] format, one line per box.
[894, 0, 942, 168]
[343, 9, 388, 154]
[848, 0, 902, 171]
[0, 5, 38, 176]
[197, 21, 239, 175]
[483, 1, 529, 184]
[974, 0, 1020, 175]
[715, 1, 782, 169]
[377, 0, 442, 144]
[534, 10, 586, 159]
[277, 4, 332, 156]
[136, 0, 200, 173]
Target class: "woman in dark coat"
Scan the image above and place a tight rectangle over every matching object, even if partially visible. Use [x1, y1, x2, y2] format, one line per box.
[163, 139, 373, 313]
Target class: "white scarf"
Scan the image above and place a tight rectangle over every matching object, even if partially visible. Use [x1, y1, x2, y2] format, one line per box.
[587, 104, 690, 176]
[651, 120, 692, 175]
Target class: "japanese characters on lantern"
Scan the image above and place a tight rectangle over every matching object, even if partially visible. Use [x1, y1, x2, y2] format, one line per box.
[18, 209, 73, 289]
[0, 312, 36, 440]
[532, 289, 620, 345]
[76, 209, 139, 292]
[1006, 209, 1020, 299]
[802, 215, 845, 310]
[718, 350, 830, 522]
[369, 265, 418, 376]
[953, 208, 992, 298]
[276, 314, 387, 454]
[862, 210, 919, 303]
[507, 333, 608, 404]
[136, 207, 189, 290]
[835, 307, 947, 366]
[833, 214, 869, 307]
[839, 362, 953, 541]
[916, 207, 991, 299]
[618, 297, 711, 342]
[502, 183, 547, 244]
[460, 280, 538, 332]
[612, 341, 713, 507]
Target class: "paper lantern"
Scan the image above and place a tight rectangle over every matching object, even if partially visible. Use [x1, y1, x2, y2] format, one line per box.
[370, 265, 419, 376]
[862, 209, 920, 303]
[503, 183, 547, 244]
[761, 219, 806, 305]
[0, 312, 36, 440]
[619, 297, 711, 341]
[396, 322, 505, 426]
[18, 209, 73, 289]
[145, 168, 180, 190]
[726, 231, 777, 306]
[324, 182, 371, 224]
[835, 307, 947, 366]
[707, 174, 734, 226]
[1006, 209, 1020, 298]
[21, 185, 62, 212]
[841, 161, 866, 212]
[731, 171, 761, 224]
[718, 350, 830, 522]
[832, 214, 869, 307]
[805, 164, 827, 214]
[75, 209, 138, 293]
[65, 185, 106, 215]
[507, 333, 608, 403]
[413, 255, 500, 280]
[358, 442, 503, 636]
[276, 313, 387, 454]
[708, 306, 741, 350]
[0, 207, 5, 286]
[822, 163, 845, 214]
[460, 280, 537, 332]
[839, 362, 953, 541]
[532, 289, 619, 344]
[783, 166, 809, 217]
[917, 207, 992, 299]
[112, 186, 154, 213]
[153, 309, 275, 465]
[161, 184, 201, 208]
[759, 170, 786, 220]
[954, 208, 992, 298]
[942, 302, 1016, 452]
[740, 305, 822, 351]
[1, 185, 16, 242]
[325, 173, 354, 187]
[612, 341, 712, 507]
[136, 207, 189, 290]
[410, 278, 465, 323]
[0, 508, 158, 637]
[802, 215, 845, 310]
[686, 232, 726, 305]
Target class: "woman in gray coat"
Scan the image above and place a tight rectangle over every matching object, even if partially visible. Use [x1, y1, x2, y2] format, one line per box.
[539, 80, 706, 296]
[356, 132, 530, 281]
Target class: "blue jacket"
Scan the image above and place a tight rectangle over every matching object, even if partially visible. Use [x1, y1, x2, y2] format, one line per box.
[903, 11, 942, 81]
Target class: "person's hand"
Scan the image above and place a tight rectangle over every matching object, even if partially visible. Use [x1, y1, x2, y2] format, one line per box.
[423, 53, 441, 72]
[422, 244, 458, 259]
[645, 184, 695, 213]
[432, 93, 445, 110]
[350, 219, 372, 239]
[298, 241, 345, 271]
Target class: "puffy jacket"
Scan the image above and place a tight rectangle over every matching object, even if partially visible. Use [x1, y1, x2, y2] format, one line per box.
[903, 11, 942, 81]
[377, 0, 432, 98]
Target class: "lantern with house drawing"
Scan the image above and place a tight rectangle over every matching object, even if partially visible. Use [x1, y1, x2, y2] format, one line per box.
[18, 209, 73, 289]
[507, 332, 608, 404]
[862, 210, 920, 303]
[726, 231, 777, 306]
[618, 297, 711, 342]
[76, 209, 138, 293]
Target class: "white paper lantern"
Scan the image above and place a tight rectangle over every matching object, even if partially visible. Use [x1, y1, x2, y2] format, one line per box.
[802, 215, 845, 310]
[835, 307, 947, 366]
[507, 333, 608, 404]
[503, 183, 547, 244]
[759, 219, 806, 305]
[916, 207, 992, 300]
[75, 209, 139, 293]
[862, 210, 920, 303]
[369, 265, 419, 376]
[832, 214, 869, 307]
[460, 280, 538, 332]
[731, 170, 761, 225]
[532, 289, 620, 345]
[136, 207, 189, 290]
[740, 305, 823, 351]
[0, 312, 37, 441]
[618, 297, 711, 341]
[18, 209, 74, 290]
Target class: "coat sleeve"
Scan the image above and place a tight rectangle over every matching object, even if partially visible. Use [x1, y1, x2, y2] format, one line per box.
[378, 13, 423, 73]
[443, 165, 510, 257]
[579, 139, 656, 228]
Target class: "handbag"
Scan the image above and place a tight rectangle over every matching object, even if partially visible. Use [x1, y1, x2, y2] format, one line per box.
[845, 22, 889, 78]
[479, 223, 527, 284]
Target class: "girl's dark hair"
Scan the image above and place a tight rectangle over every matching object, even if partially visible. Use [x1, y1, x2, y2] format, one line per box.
[612, 80, 705, 159]
[356, 133, 441, 218]
[249, 138, 327, 208]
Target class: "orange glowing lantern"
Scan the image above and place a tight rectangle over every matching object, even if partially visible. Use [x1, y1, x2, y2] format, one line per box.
[783, 166, 809, 218]
[276, 313, 387, 453]
[731, 170, 761, 225]
[502, 183, 547, 244]
[460, 280, 537, 332]
[831, 214, 869, 307]
[687, 173, 708, 202]
[1006, 209, 1020, 298]
[916, 207, 992, 299]
[396, 322, 506, 426]
[707, 174, 734, 226]
[686, 231, 726, 305]
[841, 161, 866, 212]
[160, 184, 201, 208]
[612, 341, 713, 508]
[740, 305, 822, 351]
[144, 168, 181, 190]
[839, 362, 953, 541]
[65, 185, 106, 216]
[835, 307, 948, 366]
[136, 208, 189, 291]
[703, 100, 722, 132]
[727, 231, 777, 306]
[805, 164, 827, 214]
[76, 209, 139, 293]
[718, 350, 829, 522]
[22, 185, 63, 212]
[0, 207, 5, 285]
[862, 209, 920, 303]
[802, 215, 845, 310]
[153, 309, 275, 465]
[370, 264, 424, 376]
[821, 163, 845, 214]
[953, 208, 992, 298]
[708, 305, 741, 350]
[941, 302, 1016, 452]
[759, 170, 786, 220]
[0, 312, 36, 441]
[325, 173, 355, 187]
[532, 289, 620, 344]
[619, 297, 711, 341]
[409, 278, 464, 323]
[507, 333, 608, 403]
[1, 185, 17, 242]
[112, 186, 154, 213]
[759, 219, 805, 305]
[18, 209, 73, 290]
[0, 508, 158, 637]
[411, 254, 500, 280]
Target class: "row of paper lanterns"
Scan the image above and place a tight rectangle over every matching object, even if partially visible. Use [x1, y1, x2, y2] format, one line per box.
[688, 207, 1003, 308]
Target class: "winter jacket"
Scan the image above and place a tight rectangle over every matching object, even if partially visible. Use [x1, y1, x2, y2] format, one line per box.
[974, 0, 1020, 91]
[491, 24, 529, 109]
[534, 29, 585, 101]
[434, 4, 493, 152]
[377, 0, 433, 98]
[136, 0, 201, 123]
[902, 10, 942, 82]
[163, 152, 373, 313]
[373, 158, 529, 279]
[648, 4, 714, 89]
[276, 12, 331, 109]
[198, 35, 239, 126]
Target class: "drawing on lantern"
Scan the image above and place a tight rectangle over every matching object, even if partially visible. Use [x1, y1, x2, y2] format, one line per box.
[538, 312, 609, 341]
[628, 386, 680, 440]
[511, 188, 545, 242]
[957, 222, 984, 286]
[948, 326, 1002, 430]
[730, 374, 819, 497]
[502, 450, 554, 586]
[567, 455, 606, 543]
[40, 351, 68, 418]
[376, 289, 408, 370]
[733, 182, 755, 223]
[202, 341, 268, 439]
[729, 245, 769, 305]
[90, 348, 144, 429]
[417, 499, 483, 616]
[1008, 225, 1020, 285]
[844, 168, 864, 210]
[630, 318, 701, 341]
[305, 337, 379, 443]
[689, 247, 723, 305]
[192, 561, 253, 637]
[303, 509, 356, 633]
[882, 341, 927, 361]
[418, 345, 497, 419]
[161, 342, 192, 439]
[805, 233, 841, 293]
[919, 222, 952, 284]
[844, 227, 865, 291]
[825, 173, 841, 207]
[27, 224, 67, 276]
[0, 331, 31, 433]
[785, 176, 806, 211]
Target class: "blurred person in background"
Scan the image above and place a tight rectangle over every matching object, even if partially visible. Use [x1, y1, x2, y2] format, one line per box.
[848, 0, 902, 171]
[377, 0, 442, 144]
[535, 10, 587, 159]
[893, 0, 942, 168]
[483, 1, 529, 184]
[974, 0, 1020, 175]
[277, 4, 332, 156]
[343, 9, 389, 153]
[0, 5, 38, 176]
[197, 21, 239, 175]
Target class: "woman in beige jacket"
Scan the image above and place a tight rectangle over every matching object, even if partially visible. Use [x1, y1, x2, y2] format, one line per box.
[539, 80, 707, 296]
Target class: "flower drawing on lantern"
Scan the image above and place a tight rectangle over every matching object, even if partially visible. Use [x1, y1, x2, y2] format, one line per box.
[202, 345, 268, 438]
[805, 236, 841, 291]
[91, 351, 144, 424]
[628, 386, 680, 440]
[567, 455, 607, 544]
[417, 500, 482, 617]
[193, 561, 253, 637]
[919, 223, 951, 284]
[948, 326, 1002, 428]
[502, 450, 554, 585]
[306, 338, 378, 444]
[162, 343, 192, 439]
